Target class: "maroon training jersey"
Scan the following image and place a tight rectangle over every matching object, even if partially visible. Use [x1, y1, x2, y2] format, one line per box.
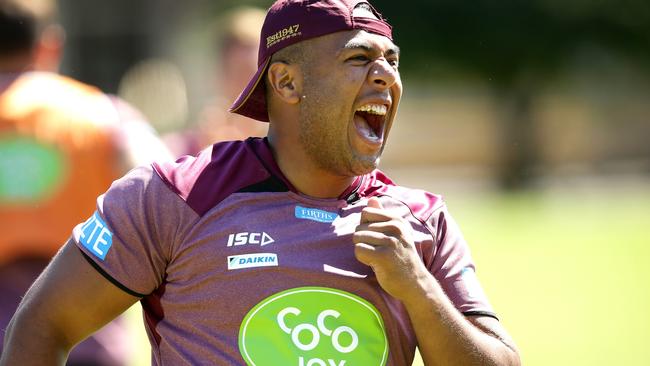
[72, 137, 495, 366]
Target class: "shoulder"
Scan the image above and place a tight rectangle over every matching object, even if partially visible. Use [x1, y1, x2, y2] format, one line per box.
[359, 169, 446, 222]
[0, 72, 121, 133]
[151, 138, 276, 216]
[2, 72, 105, 113]
[8, 72, 101, 95]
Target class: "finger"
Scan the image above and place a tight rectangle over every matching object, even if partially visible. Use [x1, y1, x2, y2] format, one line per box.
[367, 196, 384, 209]
[354, 242, 380, 266]
[360, 199, 394, 224]
[352, 230, 400, 249]
[360, 207, 391, 224]
[356, 221, 402, 237]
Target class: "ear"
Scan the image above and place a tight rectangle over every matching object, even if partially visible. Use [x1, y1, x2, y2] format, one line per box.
[267, 61, 301, 105]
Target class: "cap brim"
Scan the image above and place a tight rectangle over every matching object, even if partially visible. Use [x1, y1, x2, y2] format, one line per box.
[229, 58, 271, 122]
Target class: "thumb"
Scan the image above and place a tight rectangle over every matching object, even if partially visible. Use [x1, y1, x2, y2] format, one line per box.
[367, 196, 384, 209]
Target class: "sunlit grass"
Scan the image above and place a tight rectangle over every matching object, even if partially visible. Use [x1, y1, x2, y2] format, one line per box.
[429, 187, 650, 366]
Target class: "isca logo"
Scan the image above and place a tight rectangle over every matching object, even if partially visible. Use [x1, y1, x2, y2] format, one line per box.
[239, 287, 388, 366]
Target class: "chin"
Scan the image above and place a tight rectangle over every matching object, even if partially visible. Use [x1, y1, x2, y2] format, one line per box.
[349, 156, 380, 176]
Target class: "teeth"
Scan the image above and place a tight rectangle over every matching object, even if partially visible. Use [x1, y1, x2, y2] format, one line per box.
[356, 104, 387, 115]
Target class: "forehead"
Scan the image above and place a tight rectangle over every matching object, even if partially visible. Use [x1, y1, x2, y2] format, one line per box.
[311, 30, 399, 56]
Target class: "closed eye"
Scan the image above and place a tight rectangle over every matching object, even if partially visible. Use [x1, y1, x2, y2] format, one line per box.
[347, 54, 370, 63]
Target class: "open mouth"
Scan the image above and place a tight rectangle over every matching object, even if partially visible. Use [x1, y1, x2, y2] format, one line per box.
[354, 104, 387, 141]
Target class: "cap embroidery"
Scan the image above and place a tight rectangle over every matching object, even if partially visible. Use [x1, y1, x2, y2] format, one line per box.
[266, 24, 302, 48]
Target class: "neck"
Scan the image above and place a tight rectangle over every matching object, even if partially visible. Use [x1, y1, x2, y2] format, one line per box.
[267, 131, 356, 199]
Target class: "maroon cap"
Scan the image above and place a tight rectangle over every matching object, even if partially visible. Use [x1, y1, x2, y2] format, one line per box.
[229, 0, 393, 122]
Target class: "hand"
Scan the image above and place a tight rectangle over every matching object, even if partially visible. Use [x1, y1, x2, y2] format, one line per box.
[353, 197, 429, 301]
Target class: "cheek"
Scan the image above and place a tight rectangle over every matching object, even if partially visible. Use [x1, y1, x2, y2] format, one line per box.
[393, 77, 403, 98]
[300, 68, 363, 125]
[316, 67, 365, 95]
[344, 69, 368, 89]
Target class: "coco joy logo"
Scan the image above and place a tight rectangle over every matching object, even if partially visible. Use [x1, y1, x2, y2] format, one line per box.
[278, 308, 359, 357]
[239, 287, 388, 366]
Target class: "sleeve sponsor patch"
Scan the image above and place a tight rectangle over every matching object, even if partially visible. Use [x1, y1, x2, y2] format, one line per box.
[79, 211, 114, 260]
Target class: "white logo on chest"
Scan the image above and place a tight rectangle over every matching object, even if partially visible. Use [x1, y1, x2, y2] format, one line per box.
[227, 232, 275, 247]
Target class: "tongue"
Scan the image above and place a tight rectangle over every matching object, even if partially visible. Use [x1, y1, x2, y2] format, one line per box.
[354, 112, 379, 140]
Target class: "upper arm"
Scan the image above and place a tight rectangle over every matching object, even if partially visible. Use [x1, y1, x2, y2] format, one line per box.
[3, 164, 178, 364]
[8, 238, 140, 349]
[427, 205, 497, 318]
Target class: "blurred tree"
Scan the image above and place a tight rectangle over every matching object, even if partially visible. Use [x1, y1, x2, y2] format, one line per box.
[374, 0, 650, 188]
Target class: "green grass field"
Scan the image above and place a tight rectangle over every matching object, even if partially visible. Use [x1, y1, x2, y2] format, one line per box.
[125, 181, 650, 366]
[410, 184, 650, 366]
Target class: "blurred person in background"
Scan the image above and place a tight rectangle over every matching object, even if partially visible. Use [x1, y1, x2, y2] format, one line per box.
[0, 0, 171, 364]
[164, 6, 269, 156]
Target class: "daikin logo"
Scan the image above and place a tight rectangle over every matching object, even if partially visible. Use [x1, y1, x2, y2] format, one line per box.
[227, 232, 275, 247]
[228, 253, 278, 270]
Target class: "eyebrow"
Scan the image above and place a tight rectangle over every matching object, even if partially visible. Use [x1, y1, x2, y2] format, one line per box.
[338, 41, 400, 57]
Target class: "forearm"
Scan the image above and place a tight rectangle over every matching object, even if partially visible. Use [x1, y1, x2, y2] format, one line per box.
[403, 273, 520, 366]
[1, 243, 140, 366]
[1, 305, 71, 366]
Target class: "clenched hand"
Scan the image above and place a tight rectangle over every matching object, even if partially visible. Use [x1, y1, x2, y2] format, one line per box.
[353, 197, 430, 302]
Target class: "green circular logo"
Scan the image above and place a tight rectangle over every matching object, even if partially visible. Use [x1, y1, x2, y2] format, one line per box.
[239, 287, 388, 366]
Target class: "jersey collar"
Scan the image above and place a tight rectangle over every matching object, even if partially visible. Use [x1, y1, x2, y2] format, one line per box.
[246, 137, 366, 203]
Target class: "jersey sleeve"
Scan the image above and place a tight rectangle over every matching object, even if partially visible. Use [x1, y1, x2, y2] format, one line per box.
[426, 204, 497, 319]
[72, 165, 190, 297]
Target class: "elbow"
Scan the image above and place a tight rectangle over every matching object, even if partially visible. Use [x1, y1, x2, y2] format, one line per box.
[501, 343, 522, 366]
[512, 351, 522, 366]
[509, 353, 522, 366]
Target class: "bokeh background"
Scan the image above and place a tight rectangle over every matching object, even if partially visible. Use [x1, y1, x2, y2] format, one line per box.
[57, 0, 650, 365]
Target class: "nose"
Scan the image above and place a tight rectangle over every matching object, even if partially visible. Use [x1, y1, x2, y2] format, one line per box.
[368, 59, 398, 90]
